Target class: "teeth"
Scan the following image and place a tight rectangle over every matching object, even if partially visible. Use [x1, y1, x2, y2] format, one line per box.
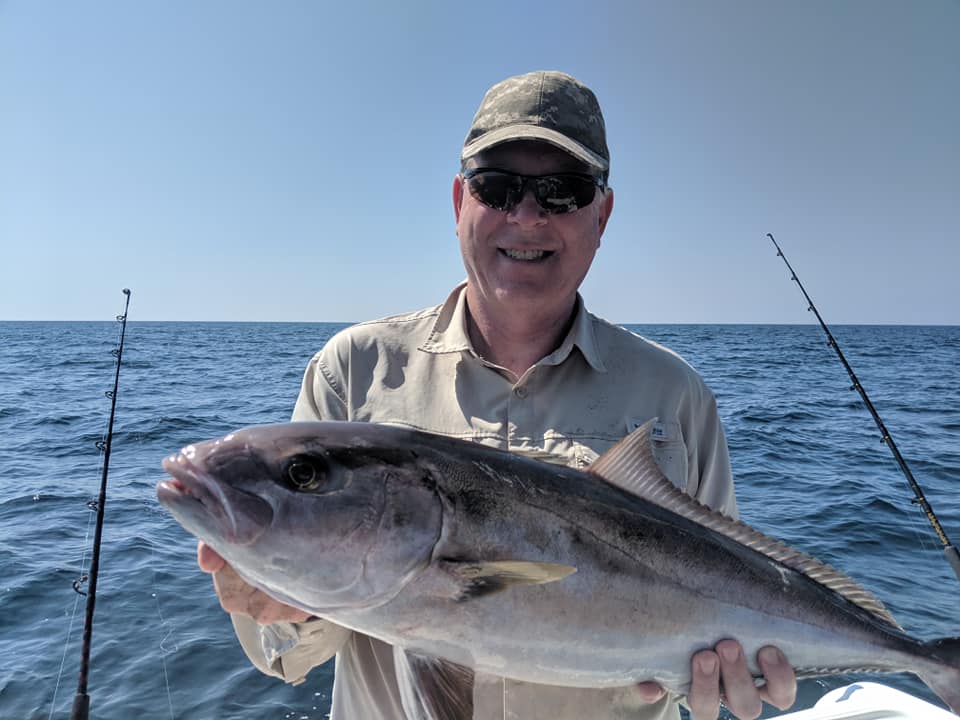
[503, 248, 546, 261]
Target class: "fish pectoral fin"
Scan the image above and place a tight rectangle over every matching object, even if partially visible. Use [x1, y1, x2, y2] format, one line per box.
[394, 647, 474, 720]
[440, 560, 577, 601]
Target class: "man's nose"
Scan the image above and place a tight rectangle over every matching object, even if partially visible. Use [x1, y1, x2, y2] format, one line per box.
[507, 183, 547, 225]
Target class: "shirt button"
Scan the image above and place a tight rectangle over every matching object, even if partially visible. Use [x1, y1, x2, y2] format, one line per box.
[514, 386, 528, 399]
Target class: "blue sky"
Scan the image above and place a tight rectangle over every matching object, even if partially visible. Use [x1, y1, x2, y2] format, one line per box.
[1, 1, 957, 323]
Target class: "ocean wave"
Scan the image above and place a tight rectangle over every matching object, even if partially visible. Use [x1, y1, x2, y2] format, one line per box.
[1, 321, 956, 718]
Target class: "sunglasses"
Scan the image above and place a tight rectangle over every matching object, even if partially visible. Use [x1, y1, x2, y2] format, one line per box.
[462, 168, 605, 215]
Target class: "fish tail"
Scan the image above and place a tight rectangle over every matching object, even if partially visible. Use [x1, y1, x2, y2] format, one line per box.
[920, 637, 960, 713]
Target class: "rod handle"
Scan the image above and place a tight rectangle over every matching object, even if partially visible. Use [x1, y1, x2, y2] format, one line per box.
[946, 545, 960, 583]
[71, 692, 89, 720]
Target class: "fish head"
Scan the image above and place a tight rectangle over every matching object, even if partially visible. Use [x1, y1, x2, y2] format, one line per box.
[158, 422, 445, 613]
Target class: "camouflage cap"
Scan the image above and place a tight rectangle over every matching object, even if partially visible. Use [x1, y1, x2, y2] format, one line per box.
[461, 71, 609, 176]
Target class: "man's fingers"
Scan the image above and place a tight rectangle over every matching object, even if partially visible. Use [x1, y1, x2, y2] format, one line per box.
[633, 681, 666, 704]
[211, 563, 256, 613]
[757, 646, 797, 710]
[687, 641, 797, 720]
[245, 589, 314, 624]
[210, 562, 313, 624]
[716, 640, 762, 720]
[687, 650, 721, 720]
[197, 541, 225, 573]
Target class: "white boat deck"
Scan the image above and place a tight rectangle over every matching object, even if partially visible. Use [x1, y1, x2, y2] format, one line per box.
[774, 682, 956, 719]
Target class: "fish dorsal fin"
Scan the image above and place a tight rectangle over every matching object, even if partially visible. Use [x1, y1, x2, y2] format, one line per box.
[588, 419, 901, 630]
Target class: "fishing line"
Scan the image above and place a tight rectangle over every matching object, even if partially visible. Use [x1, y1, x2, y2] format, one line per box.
[48, 513, 93, 720]
[148, 536, 177, 720]
[55, 289, 132, 720]
[767, 234, 960, 583]
[49, 336, 120, 719]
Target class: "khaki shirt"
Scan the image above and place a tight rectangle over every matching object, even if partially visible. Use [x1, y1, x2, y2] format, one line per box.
[232, 283, 737, 719]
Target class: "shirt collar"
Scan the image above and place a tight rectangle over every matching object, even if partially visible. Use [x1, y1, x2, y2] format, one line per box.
[419, 282, 474, 354]
[419, 282, 607, 373]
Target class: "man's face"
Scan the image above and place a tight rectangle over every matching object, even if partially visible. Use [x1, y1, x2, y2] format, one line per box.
[453, 140, 614, 320]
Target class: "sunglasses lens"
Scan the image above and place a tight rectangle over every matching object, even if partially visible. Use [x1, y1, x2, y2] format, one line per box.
[466, 170, 598, 214]
[465, 171, 521, 211]
[533, 175, 597, 214]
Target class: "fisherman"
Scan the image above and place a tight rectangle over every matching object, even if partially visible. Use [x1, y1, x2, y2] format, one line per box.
[197, 71, 798, 719]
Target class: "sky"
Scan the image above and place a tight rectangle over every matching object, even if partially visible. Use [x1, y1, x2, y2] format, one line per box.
[1, 1, 957, 324]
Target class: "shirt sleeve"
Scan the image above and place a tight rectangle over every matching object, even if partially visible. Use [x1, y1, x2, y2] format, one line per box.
[687, 382, 739, 520]
[292, 347, 349, 422]
[231, 614, 353, 685]
[231, 343, 354, 684]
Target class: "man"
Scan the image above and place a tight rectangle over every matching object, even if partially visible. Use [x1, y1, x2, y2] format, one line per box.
[198, 71, 797, 719]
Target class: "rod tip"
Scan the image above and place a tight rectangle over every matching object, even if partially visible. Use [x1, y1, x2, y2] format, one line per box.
[122, 288, 131, 295]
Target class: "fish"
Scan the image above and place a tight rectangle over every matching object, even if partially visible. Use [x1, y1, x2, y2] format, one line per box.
[157, 420, 960, 718]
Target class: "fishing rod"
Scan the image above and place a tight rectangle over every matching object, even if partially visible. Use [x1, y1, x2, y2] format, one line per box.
[767, 233, 960, 583]
[71, 288, 131, 720]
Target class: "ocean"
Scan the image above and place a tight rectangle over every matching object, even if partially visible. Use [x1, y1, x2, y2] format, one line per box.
[1, 320, 957, 719]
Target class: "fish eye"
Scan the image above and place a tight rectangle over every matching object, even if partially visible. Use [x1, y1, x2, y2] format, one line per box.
[284, 455, 325, 491]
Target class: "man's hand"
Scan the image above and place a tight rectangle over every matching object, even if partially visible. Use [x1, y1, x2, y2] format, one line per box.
[635, 640, 797, 720]
[197, 541, 313, 624]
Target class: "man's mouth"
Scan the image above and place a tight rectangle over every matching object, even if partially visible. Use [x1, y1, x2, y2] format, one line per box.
[500, 248, 553, 261]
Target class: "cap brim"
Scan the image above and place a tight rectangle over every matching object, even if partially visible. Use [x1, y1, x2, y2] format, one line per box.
[461, 125, 609, 174]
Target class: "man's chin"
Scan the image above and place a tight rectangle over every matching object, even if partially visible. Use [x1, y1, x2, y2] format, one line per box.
[487, 284, 576, 316]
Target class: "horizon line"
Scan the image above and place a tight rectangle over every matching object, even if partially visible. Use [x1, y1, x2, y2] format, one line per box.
[1, 319, 958, 328]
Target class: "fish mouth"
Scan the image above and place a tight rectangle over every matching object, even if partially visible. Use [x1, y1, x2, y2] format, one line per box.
[159, 449, 272, 545]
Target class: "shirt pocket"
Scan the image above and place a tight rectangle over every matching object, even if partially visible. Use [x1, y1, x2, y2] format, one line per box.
[646, 419, 688, 492]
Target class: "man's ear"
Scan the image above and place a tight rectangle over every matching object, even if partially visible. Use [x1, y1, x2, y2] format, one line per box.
[452, 175, 464, 225]
[597, 187, 614, 238]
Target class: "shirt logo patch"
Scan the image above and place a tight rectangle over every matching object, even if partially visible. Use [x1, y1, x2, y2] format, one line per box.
[628, 419, 674, 442]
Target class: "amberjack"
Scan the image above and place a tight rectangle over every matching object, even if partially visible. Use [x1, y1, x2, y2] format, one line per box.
[158, 420, 960, 718]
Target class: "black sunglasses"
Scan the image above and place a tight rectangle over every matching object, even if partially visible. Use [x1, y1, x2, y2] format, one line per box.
[462, 168, 605, 215]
